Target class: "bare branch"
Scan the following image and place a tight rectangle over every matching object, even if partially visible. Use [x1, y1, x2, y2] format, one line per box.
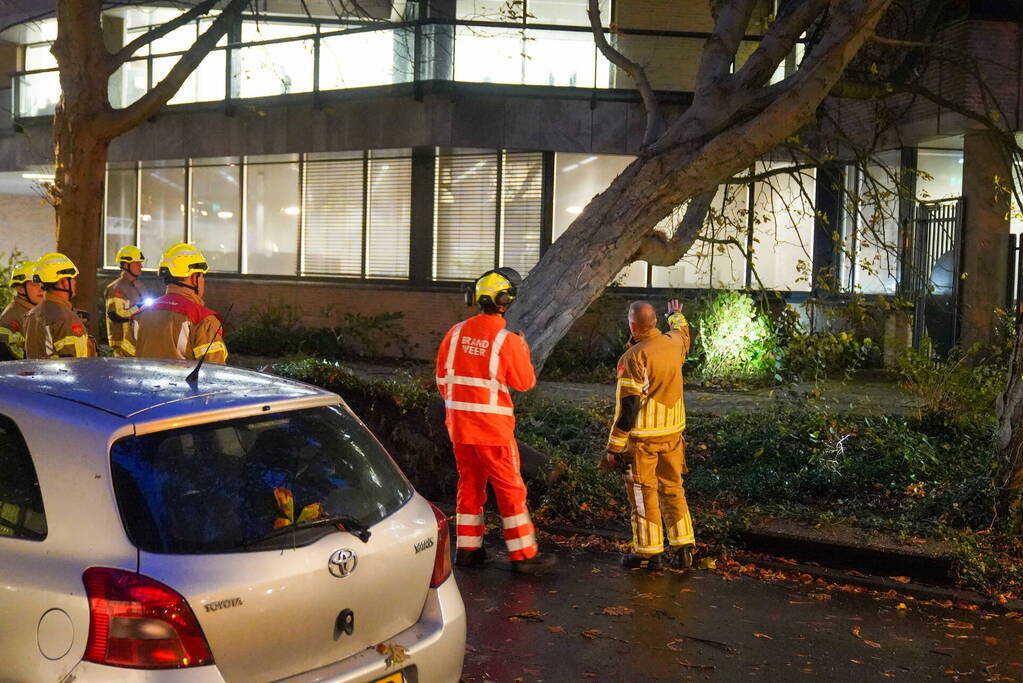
[734, 0, 830, 91]
[632, 191, 715, 266]
[695, 0, 757, 92]
[586, 0, 662, 146]
[99, 0, 251, 139]
[112, 0, 220, 66]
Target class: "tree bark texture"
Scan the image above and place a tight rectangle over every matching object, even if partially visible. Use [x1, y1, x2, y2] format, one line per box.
[507, 0, 893, 371]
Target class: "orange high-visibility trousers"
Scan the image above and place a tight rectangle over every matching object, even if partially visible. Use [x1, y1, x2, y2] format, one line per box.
[453, 441, 538, 561]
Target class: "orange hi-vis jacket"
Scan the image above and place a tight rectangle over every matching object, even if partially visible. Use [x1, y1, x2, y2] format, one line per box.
[435, 313, 536, 445]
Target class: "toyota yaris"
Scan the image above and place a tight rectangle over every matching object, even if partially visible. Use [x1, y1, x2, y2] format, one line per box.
[0, 359, 465, 682]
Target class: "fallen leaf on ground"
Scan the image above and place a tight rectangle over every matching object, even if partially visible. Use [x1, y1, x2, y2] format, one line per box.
[601, 606, 635, 616]
[698, 557, 717, 570]
[678, 660, 715, 670]
[507, 611, 544, 623]
[754, 633, 772, 639]
[945, 621, 975, 630]
[863, 639, 881, 648]
[582, 673, 598, 678]
[581, 629, 602, 640]
[851, 626, 862, 638]
[889, 576, 912, 584]
[809, 593, 831, 601]
[547, 625, 564, 633]
[634, 592, 659, 600]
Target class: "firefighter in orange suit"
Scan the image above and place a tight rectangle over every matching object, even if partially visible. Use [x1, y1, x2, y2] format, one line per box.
[24, 253, 97, 359]
[0, 260, 43, 360]
[604, 299, 695, 571]
[104, 245, 146, 357]
[134, 244, 227, 363]
[436, 268, 555, 575]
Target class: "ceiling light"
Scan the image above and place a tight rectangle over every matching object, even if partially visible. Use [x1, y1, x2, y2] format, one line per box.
[283, 206, 300, 216]
[22, 173, 55, 181]
[217, 211, 233, 219]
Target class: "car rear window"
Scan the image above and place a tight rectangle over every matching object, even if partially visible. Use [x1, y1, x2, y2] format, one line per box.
[110, 405, 413, 554]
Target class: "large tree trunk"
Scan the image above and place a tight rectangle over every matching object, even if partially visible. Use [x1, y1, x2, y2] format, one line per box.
[996, 316, 1023, 532]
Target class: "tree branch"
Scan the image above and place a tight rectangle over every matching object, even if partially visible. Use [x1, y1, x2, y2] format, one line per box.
[734, 0, 830, 91]
[695, 0, 757, 93]
[112, 0, 221, 66]
[586, 0, 662, 146]
[631, 190, 715, 266]
[99, 0, 251, 139]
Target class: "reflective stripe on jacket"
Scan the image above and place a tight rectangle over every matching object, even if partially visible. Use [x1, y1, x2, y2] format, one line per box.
[134, 289, 228, 363]
[104, 274, 144, 356]
[24, 295, 95, 359]
[607, 313, 690, 453]
[435, 313, 536, 445]
[0, 298, 33, 360]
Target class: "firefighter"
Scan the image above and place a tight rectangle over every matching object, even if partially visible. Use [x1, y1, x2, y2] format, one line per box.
[23, 253, 96, 359]
[436, 268, 555, 575]
[104, 245, 146, 357]
[134, 243, 227, 363]
[0, 260, 42, 360]
[604, 299, 695, 571]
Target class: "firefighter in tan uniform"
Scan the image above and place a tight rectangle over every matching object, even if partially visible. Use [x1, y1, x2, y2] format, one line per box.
[0, 260, 43, 360]
[134, 244, 227, 363]
[604, 299, 694, 571]
[104, 245, 147, 357]
[23, 253, 97, 359]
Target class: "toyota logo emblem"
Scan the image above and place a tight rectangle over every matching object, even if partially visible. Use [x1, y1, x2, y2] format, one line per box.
[328, 548, 357, 578]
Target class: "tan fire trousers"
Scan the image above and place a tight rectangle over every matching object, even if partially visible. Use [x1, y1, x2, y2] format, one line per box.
[623, 433, 695, 555]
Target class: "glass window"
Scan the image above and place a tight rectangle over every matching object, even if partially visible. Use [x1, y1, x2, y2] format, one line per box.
[554, 153, 647, 286]
[303, 158, 364, 276]
[529, 0, 606, 25]
[453, 26, 525, 85]
[456, 0, 519, 20]
[841, 151, 902, 294]
[110, 406, 413, 554]
[235, 22, 315, 98]
[319, 28, 415, 90]
[651, 184, 749, 289]
[24, 44, 56, 70]
[245, 160, 300, 276]
[523, 30, 600, 87]
[191, 163, 241, 272]
[139, 166, 186, 263]
[366, 154, 412, 279]
[916, 149, 963, 201]
[0, 414, 47, 542]
[18, 71, 60, 117]
[501, 152, 544, 275]
[434, 152, 498, 280]
[152, 50, 226, 104]
[749, 164, 815, 291]
[105, 168, 137, 268]
[108, 58, 148, 109]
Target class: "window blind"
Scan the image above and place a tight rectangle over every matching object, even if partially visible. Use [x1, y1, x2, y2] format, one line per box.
[500, 151, 543, 275]
[366, 155, 412, 278]
[302, 158, 364, 276]
[434, 153, 498, 280]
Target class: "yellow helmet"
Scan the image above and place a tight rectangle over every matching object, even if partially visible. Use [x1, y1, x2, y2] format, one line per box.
[158, 243, 208, 279]
[9, 260, 36, 287]
[468, 268, 522, 308]
[115, 245, 145, 265]
[33, 252, 79, 285]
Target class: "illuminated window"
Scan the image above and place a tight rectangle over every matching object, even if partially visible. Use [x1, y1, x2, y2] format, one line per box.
[235, 22, 315, 98]
[245, 157, 300, 276]
[190, 159, 241, 273]
[104, 166, 137, 268]
[841, 151, 902, 294]
[139, 163, 187, 263]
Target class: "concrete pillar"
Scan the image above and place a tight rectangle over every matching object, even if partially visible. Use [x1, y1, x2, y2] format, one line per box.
[959, 129, 1013, 347]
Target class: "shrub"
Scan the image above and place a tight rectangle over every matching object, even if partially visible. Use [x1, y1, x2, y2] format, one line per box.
[0, 250, 25, 311]
[693, 291, 778, 383]
[895, 343, 1003, 428]
[775, 305, 878, 383]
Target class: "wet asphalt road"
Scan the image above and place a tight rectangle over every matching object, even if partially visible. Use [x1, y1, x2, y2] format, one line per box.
[456, 545, 1023, 682]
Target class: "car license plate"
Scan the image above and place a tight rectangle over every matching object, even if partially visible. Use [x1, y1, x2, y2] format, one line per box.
[372, 674, 404, 683]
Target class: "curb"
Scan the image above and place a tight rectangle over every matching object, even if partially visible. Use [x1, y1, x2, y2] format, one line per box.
[536, 521, 1023, 614]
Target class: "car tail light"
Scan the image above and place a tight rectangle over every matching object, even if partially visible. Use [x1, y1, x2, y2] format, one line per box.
[82, 567, 213, 669]
[429, 503, 452, 588]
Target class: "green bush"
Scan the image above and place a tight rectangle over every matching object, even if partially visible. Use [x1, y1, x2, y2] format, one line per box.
[895, 343, 1003, 428]
[693, 291, 779, 383]
[775, 306, 878, 383]
[227, 304, 406, 360]
[0, 250, 26, 311]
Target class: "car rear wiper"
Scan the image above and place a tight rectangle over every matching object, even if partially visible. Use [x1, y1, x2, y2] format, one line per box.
[243, 515, 372, 547]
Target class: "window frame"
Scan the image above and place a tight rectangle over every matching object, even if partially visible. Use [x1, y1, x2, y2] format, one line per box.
[0, 413, 48, 542]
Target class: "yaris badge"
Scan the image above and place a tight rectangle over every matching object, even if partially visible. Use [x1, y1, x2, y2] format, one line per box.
[328, 548, 357, 578]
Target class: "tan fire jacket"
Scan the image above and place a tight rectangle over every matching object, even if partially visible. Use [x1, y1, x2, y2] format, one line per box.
[607, 313, 691, 453]
[24, 294, 96, 359]
[134, 288, 228, 364]
[0, 297, 34, 360]
[104, 274, 145, 357]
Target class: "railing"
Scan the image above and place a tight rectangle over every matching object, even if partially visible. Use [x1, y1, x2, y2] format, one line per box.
[13, 19, 785, 119]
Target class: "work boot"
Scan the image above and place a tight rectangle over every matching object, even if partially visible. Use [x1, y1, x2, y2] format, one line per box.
[670, 544, 696, 570]
[455, 547, 489, 568]
[511, 552, 557, 576]
[621, 552, 663, 571]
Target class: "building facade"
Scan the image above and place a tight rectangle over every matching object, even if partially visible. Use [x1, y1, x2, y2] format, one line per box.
[0, 0, 1020, 357]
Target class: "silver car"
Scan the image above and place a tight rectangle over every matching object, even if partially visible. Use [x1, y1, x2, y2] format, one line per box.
[0, 359, 466, 682]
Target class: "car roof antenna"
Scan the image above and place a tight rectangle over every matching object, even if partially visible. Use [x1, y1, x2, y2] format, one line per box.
[186, 303, 233, 387]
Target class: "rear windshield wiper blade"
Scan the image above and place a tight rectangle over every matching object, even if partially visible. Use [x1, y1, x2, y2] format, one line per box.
[243, 515, 372, 547]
